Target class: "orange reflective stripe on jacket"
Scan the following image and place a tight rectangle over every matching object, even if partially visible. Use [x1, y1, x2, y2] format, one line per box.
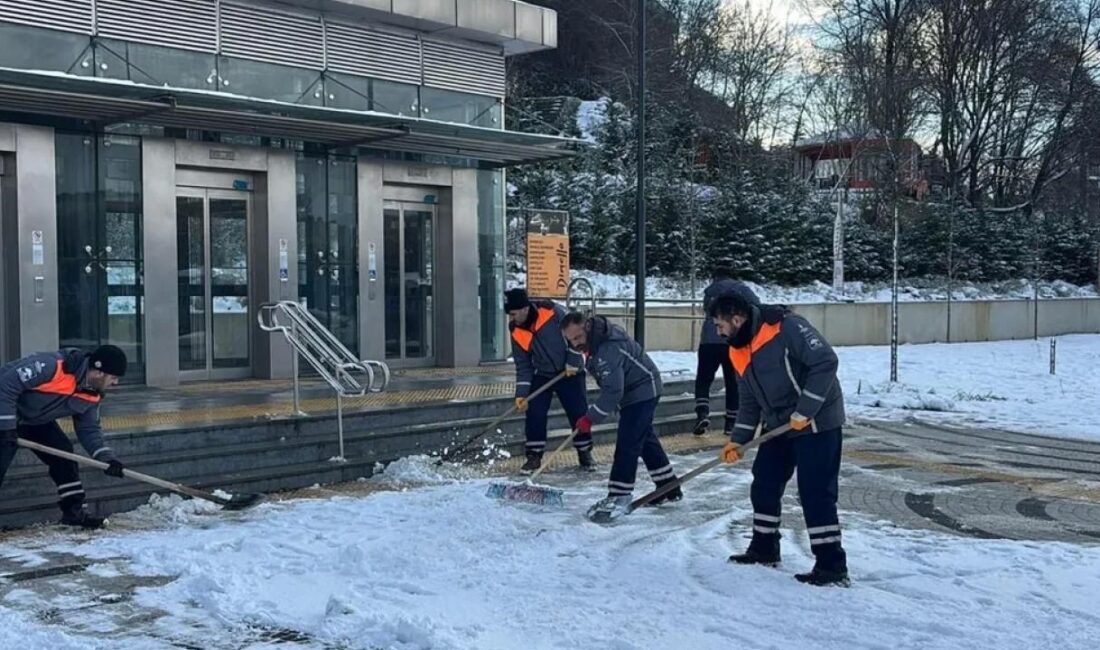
[32, 360, 101, 404]
[510, 307, 556, 352]
[729, 321, 782, 376]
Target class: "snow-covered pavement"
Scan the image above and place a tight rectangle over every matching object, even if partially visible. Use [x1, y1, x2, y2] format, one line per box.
[1, 451, 1099, 650]
[652, 334, 1100, 443]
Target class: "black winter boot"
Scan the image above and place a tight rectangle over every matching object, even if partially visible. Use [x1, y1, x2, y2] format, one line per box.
[60, 505, 106, 530]
[520, 451, 543, 475]
[794, 566, 850, 587]
[576, 448, 598, 472]
[647, 477, 683, 506]
[692, 416, 710, 436]
[728, 533, 781, 566]
[796, 547, 849, 587]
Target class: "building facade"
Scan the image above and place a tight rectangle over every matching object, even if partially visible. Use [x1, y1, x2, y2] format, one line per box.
[794, 131, 926, 198]
[0, 0, 571, 386]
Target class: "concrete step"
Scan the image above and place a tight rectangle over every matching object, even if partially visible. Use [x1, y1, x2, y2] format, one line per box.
[0, 393, 702, 500]
[15, 379, 700, 464]
[6, 378, 695, 470]
[0, 412, 699, 528]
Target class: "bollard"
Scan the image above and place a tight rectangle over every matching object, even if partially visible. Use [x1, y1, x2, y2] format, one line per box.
[1050, 339, 1057, 375]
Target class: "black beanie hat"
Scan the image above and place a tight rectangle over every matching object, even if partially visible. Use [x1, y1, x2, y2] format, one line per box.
[504, 288, 531, 312]
[89, 345, 127, 377]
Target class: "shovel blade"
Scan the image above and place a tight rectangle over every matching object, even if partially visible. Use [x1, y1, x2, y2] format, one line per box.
[485, 482, 564, 508]
[221, 493, 264, 511]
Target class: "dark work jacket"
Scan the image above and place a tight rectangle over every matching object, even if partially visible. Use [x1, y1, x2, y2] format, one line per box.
[0, 349, 117, 461]
[728, 308, 845, 444]
[510, 300, 585, 398]
[581, 317, 662, 424]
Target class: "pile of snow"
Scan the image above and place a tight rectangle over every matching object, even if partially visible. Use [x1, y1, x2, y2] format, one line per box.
[8, 458, 1097, 649]
[117, 491, 228, 527]
[649, 334, 1100, 443]
[510, 270, 1099, 305]
[372, 454, 462, 485]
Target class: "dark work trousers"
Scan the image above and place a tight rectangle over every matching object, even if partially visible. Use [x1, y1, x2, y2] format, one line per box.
[525, 373, 592, 453]
[749, 428, 846, 570]
[695, 344, 738, 427]
[607, 398, 675, 496]
[0, 422, 86, 516]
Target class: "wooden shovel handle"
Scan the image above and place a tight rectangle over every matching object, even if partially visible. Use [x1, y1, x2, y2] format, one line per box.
[17, 438, 231, 506]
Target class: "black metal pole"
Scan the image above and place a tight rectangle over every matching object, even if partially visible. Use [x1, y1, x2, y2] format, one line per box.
[891, 204, 899, 383]
[634, 0, 647, 344]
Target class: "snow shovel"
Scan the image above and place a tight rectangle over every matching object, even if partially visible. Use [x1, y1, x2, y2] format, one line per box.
[625, 422, 794, 515]
[436, 370, 568, 466]
[484, 425, 582, 507]
[18, 438, 264, 511]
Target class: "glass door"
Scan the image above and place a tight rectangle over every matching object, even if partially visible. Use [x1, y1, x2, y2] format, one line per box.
[384, 202, 435, 367]
[55, 133, 145, 381]
[176, 189, 252, 381]
[296, 155, 359, 355]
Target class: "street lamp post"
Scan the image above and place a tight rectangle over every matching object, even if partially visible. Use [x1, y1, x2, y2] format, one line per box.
[634, 0, 647, 345]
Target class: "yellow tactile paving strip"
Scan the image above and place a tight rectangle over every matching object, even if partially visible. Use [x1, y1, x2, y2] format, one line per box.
[62, 381, 518, 433]
[172, 365, 515, 394]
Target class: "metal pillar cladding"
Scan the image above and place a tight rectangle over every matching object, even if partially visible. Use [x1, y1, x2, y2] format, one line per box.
[634, 0, 646, 345]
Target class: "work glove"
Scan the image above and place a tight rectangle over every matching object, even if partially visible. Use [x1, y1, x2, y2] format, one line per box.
[790, 413, 811, 431]
[104, 459, 126, 478]
[515, 397, 528, 413]
[564, 365, 580, 378]
[576, 415, 593, 435]
[720, 441, 743, 464]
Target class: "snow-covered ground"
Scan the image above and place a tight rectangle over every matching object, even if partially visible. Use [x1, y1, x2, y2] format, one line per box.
[651, 334, 1100, 443]
[2, 454, 1099, 650]
[511, 270, 1099, 305]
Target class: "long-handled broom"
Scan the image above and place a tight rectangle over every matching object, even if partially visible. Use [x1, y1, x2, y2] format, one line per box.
[484, 425, 581, 507]
[622, 422, 793, 517]
[19, 438, 264, 511]
[435, 370, 567, 466]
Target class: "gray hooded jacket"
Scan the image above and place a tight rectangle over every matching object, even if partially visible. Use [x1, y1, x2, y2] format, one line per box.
[580, 317, 662, 424]
[0, 349, 118, 461]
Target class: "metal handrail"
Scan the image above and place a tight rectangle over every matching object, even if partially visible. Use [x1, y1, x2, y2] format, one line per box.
[257, 301, 390, 460]
[566, 277, 597, 315]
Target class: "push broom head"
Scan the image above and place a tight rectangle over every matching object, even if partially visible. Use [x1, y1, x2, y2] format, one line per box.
[485, 481, 565, 507]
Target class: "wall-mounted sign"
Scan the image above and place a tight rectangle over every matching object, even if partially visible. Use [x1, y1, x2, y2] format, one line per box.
[525, 210, 570, 299]
[278, 238, 289, 282]
[210, 149, 237, 161]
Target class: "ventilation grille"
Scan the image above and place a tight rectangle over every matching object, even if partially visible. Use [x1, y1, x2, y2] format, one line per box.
[219, 1, 323, 69]
[96, 0, 216, 52]
[326, 21, 421, 86]
[0, 0, 92, 34]
[422, 39, 505, 98]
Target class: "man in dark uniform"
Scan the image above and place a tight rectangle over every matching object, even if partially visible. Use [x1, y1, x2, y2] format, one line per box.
[694, 268, 758, 436]
[560, 312, 680, 523]
[0, 345, 130, 529]
[506, 288, 595, 473]
[710, 290, 849, 587]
